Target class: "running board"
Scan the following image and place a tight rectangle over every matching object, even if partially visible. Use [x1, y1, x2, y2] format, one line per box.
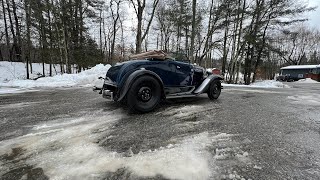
[166, 94, 198, 99]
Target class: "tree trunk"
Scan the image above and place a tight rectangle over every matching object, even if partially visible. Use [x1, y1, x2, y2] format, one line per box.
[1, 0, 10, 61]
[222, 20, 229, 76]
[6, 0, 16, 61]
[136, 4, 143, 53]
[110, 0, 121, 65]
[46, 0, 53, 76]
[131, 0, 158, 53]
[190, 0, 196, 62]
[25, 0, 31, 79]
[11, 0, 22, 62]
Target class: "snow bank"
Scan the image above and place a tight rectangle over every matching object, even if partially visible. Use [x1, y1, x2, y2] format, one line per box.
[297, 78, 319, 84]
[250, 80, 291, 88]
[0, 64, 111, 88]
[222, 80, 290, 88]
[0, 61, 76, 82]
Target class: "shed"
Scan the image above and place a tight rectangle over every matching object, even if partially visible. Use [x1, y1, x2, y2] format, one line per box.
[280, 65, 319, 81]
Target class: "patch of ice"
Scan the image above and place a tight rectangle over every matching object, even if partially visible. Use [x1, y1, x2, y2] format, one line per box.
[0, 101, 48, 109]
[0, 87, 39, 94]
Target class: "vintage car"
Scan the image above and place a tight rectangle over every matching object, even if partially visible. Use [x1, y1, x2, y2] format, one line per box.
[93, 50, 223, 113]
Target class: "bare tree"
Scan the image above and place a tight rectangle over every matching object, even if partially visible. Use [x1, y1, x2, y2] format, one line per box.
[110, 0, 121, 64]
[130, 0, 159, 53]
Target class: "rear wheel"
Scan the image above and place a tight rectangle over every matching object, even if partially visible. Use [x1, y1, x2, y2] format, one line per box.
[127, 76, 161, 113]
[207, 80, 221, 100]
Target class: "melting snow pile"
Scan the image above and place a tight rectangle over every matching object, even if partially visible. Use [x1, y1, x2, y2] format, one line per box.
[0, 63, 111, 88]
[250, 80, 290, 88]
[223, 80, 290, 88]
[297, 78, 319, 83]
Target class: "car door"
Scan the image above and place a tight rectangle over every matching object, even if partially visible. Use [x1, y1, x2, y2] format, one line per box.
[170, 60, 193, 86]
[144, 60, 177, 86]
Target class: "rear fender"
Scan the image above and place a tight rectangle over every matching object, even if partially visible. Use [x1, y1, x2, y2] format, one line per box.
[193, 75, 223, 94]
[117, 69, 165, 101]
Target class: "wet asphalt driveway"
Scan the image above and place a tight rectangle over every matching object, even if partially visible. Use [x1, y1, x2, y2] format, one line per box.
[0, 82, 320, 180]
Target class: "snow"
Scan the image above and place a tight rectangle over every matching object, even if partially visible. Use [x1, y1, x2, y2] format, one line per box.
[288, 94, 320, 106]
[0, 109, 221, 180]
[297, 78, 320, 83]
[222, 80, 291, 88]
[159, 105, 203, 118]
[0, 87, 39, 94]
[0, 61, 76, 82]
[0, 62, 111, 89]
[280, 65, 320, 70]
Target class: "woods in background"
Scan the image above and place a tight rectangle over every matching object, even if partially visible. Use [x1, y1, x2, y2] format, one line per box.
[0, 0, 319, 84]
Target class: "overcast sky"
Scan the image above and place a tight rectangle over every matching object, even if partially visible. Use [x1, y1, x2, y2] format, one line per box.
[307, 0, 320, 29]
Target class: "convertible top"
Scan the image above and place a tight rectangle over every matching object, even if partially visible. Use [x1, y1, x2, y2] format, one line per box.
[129, 50, 172, 60]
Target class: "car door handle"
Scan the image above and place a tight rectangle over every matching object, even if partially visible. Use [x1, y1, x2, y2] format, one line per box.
[176, 66, 180, 69]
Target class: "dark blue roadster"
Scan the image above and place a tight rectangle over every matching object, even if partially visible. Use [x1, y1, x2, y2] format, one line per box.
[94, 51, 223, 113]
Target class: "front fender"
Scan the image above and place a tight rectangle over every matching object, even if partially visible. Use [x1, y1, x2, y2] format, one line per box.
[116, 69, 165, 101]
[193, 75, 223, 94]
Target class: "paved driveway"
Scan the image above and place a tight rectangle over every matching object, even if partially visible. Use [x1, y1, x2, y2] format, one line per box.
[0, 82, 320, 179]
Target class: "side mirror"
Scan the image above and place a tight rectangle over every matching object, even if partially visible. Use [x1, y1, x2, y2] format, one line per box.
[98, 76, 105, 80]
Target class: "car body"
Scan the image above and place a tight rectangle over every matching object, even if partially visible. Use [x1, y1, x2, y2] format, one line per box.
[94, 52, 223, 112]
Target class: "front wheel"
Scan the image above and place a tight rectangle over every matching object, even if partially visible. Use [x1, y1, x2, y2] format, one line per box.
[207, 80, 221, 100]
[127, 76, 161, 113]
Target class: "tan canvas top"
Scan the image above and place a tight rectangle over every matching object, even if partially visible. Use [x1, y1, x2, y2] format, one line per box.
[129, 50, 170, 60]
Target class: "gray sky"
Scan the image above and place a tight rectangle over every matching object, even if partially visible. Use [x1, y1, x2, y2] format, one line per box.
[308, 0, 320, 29]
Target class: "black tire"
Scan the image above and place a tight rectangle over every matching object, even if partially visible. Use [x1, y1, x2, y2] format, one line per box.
[207, 80, 221, 100]
[127, 75, 161, 113]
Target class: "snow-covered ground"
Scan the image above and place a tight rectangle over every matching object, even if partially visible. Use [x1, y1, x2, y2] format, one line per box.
[288, 94, 320, 106]
[0, 105, 246, 179]
[0, 61, 111, 90]
[222, 80, 291, 88]
[296, 78, 320, 84]
[0, 61, 78, 82]
[1, 61, 290, 94]
[0, 87, 39, 95]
